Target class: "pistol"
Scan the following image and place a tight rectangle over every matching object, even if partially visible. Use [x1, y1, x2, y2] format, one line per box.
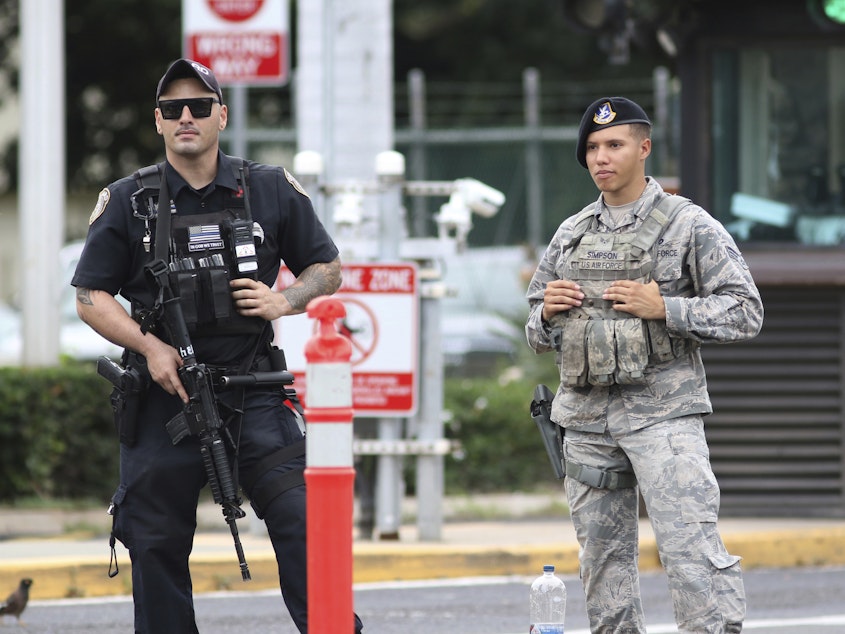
[97, 355, 147, 446]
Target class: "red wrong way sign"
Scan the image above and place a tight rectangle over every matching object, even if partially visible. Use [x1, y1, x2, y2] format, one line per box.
[273, 263, 419, 417]
[183, 0, 289, 85]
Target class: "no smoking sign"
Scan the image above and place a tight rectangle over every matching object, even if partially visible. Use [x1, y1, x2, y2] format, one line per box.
[274, 263, 419, 416]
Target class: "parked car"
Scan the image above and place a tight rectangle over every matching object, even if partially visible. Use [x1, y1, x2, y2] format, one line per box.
[437, 245, 535, 376]
[0, 302, 22, 365]
[0, 240, 127, 365]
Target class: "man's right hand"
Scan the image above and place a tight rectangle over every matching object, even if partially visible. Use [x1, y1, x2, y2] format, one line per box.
[542, 279, 584, 322]
[76, 287, 189, 403]
[143, 341, 189, 403]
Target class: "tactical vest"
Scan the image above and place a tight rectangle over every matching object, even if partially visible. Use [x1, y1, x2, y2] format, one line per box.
[550, 195, 691, 387]
[131, 159, 265, 337]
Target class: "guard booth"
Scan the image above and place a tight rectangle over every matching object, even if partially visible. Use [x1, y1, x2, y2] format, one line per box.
[672, 0, 845, 516]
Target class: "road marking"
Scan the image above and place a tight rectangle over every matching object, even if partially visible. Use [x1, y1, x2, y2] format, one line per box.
[554, 615, 845, 634]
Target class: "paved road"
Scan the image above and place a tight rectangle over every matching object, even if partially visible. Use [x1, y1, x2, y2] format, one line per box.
[10, 566, 845, 633]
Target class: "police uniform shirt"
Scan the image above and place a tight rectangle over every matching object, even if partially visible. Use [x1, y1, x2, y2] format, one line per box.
[72, 151, 338, 364]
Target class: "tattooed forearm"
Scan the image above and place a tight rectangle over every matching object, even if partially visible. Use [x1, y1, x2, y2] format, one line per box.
[76, 287, 95, 306]
[282, 258, 342, 312]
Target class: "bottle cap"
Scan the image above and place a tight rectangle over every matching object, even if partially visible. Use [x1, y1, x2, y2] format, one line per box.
[543, 565, 555, 573]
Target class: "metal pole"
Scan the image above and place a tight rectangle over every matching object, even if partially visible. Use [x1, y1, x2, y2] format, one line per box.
[376, 151, 405, 260]
[229, 84, 248, 159]
[322, 0, 336, 184]
[523, 68, 544, 250]
[374, 416, 403, 539]
[408, 69, 428, 238]
[373, 151, 406, 539]
[19, 0, 64, 366]
[653, 66, 670, 175]
[415, 279, 444, 541]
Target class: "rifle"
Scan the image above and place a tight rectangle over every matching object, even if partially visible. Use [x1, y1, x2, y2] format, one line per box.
[144, 257, 252, 582]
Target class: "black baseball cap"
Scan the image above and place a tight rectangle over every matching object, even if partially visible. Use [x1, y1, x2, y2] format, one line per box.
[575, 96, 651, 168]
[155, 59, 223, 103]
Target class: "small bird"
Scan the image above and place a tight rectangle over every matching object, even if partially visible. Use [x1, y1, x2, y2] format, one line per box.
[0, 578, 33, 623]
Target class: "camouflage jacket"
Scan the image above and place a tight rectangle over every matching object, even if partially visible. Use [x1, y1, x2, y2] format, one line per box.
[525, 178, 764, 431]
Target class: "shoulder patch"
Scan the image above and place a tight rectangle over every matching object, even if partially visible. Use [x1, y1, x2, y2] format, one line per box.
[284, 168, 310, 198]
[89, 188, 111, 225]
[726, 245, 749, 270]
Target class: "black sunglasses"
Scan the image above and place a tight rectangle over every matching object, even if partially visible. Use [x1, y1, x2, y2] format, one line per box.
[158, 97, 219, 120]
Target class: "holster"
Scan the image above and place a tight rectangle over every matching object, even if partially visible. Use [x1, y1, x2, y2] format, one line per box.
[98, 355, 149, 447]
[530, 384, 565, 480]
[529, 383, 637, 489]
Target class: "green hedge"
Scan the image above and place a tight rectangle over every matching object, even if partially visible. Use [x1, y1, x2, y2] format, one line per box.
[443, 374, 557, 493]
[0, 362, 117, 502]
[0, 349, 561, 502]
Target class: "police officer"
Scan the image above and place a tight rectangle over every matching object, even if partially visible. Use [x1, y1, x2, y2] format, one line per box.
[525, 97, 763, 633]
[72, 59, 363, 634]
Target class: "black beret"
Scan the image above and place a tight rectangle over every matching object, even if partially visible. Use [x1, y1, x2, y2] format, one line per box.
[575, 97, 651, 168]
[156, 59, 223, 104]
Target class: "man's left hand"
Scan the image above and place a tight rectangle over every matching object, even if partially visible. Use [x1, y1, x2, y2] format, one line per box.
[602, 279, 666, 320]
[230, 278, 284, 321]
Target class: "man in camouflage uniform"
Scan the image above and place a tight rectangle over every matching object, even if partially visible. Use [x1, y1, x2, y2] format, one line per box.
[525, 96, 763, 633]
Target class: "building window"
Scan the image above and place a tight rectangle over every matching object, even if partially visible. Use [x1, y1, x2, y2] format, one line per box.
[712, 46, 845, 245]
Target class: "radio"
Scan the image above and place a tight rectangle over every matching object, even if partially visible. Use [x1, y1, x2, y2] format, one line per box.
[228, 218, 258, 277]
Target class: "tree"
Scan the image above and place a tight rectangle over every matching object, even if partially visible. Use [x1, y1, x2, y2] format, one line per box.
[0, 0, 674, 194]
[0, 0, 182, 194]
[64, 0, 182, 192]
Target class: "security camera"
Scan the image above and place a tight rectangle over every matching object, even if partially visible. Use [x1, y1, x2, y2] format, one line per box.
[453, 178, 505, 218]
[434, 194, 472, 244]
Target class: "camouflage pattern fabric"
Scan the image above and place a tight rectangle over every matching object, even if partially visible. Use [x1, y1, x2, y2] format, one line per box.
[564, 403, 746, 632]
[525, 177, 759, 632]
[525, 177, 764, 432]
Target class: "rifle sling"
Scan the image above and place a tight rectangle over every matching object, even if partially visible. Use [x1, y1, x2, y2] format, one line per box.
[154, 169, 171, 262]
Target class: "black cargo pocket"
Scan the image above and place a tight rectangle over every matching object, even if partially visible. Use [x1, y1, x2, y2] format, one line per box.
[202, 267, 232, 323]
[170, 270, 200, 327]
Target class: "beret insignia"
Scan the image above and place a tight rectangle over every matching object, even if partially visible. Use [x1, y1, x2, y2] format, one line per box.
[593, 102, 617, 125]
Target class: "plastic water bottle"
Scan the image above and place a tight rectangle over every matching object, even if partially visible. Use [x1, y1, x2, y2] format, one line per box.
[529, 564, 566, 633]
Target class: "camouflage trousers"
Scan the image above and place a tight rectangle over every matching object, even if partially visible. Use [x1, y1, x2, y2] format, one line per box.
[563, 396, 746, 633]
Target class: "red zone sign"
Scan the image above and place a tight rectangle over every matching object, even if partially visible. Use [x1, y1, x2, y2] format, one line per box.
[183, 0, 289, 84]
[273, 263, 419, 417]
